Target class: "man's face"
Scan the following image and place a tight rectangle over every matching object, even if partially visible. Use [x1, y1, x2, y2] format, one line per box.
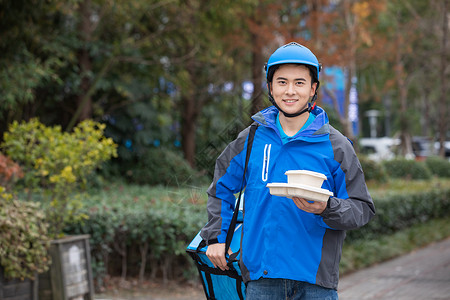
[271, 64, 317, 116]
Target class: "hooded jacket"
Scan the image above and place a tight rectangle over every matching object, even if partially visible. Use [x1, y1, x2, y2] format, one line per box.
[201, 105, 375, 289]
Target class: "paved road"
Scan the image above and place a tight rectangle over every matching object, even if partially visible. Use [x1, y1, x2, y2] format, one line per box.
[338, 237, 450, 300]
[95, 237, 450, 300]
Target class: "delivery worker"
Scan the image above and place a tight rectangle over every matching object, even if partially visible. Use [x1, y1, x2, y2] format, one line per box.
[201, 42, 375, 299]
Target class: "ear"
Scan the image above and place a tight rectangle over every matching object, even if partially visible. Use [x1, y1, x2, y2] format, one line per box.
[310, 82, 318, 96]
[267, 82, 272, 95]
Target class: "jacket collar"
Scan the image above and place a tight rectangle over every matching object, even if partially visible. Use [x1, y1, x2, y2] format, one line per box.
[252, 105, 330, 138]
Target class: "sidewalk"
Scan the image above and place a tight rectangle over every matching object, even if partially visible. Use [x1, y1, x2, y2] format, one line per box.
[95, 237, 450, 300]
[338, 237, 450, 299]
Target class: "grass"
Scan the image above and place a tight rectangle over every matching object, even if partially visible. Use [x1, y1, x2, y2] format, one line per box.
[82, 177, 450, 209]
[366, 177, 450, 198]
[81, 181, 208, 211]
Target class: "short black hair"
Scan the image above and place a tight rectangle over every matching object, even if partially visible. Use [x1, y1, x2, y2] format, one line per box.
[267, 64, 318, 85]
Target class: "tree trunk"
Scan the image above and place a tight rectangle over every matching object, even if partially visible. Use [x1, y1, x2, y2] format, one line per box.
[438, 0, 448, 157]
[77, 0, 93, 121]
[343, 66, 354, 140]
[250, 34, 264, 115]
[421, 90, 430, 137]
[181, 92, 197, 168]
[181, 57, 199, 168]
[138, 242, 149, 284]
[113, 230, 127, 281]
[342, 0, 356, 140]
[395, 30, 413, 157]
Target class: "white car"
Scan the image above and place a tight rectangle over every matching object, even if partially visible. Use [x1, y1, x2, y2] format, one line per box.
[434, 140, 450, 160]
[359, 137, 400, 161]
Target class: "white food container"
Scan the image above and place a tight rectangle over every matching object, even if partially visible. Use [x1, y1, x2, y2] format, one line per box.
[285, 184, 333, 202]
[265, 183, 288, 197]
[266, 170, 333, 202]
[285, 170, 327, 188]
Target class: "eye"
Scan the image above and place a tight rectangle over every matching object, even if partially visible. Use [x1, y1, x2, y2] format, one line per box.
[277, 80, 287, 85]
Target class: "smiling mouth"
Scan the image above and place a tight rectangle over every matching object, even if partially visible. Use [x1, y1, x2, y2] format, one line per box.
[283, 99, 298, 103]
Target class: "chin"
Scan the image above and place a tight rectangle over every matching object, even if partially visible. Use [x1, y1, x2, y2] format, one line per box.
[282, 107, 303, 114]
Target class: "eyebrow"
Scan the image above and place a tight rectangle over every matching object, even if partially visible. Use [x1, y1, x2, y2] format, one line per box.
[276, 76, 307, 81]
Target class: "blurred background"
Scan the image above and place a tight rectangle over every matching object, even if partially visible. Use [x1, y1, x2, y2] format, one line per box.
[0, 0, 449, 296]
[1, 0, 448, 176]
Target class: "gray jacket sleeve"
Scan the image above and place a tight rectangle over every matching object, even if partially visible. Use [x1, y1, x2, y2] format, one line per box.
[320, 126, 376, 230]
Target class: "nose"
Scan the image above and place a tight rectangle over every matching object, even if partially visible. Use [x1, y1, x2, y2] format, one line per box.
[286, 83, 296, 95]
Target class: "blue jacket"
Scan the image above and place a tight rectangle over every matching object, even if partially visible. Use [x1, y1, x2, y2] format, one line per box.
[201, 105, 375, 289]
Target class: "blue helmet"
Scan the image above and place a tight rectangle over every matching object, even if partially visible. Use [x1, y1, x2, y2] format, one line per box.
[266, 42, 321, 82]
[265, 42, 322, 118]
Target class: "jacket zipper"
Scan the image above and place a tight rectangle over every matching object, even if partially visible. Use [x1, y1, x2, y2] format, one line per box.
[262, 144, 271, 182]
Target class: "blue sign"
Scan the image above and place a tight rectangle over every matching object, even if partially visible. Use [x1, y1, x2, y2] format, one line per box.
[320, 67, 359, 136]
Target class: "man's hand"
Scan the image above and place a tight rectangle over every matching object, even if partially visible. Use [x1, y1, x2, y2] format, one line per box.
[206, 243, 229, 270]
[292, 197, 327, 214]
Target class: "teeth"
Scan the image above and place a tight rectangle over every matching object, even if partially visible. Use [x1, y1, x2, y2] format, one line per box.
[285, 100, 297, 103]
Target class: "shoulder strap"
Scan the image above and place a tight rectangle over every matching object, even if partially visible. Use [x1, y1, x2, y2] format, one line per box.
[224, 123, 258, 256]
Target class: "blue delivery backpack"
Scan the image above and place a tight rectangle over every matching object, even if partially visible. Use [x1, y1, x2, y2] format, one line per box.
[186, 124, 257, 300]
[186, 210, 245, 300]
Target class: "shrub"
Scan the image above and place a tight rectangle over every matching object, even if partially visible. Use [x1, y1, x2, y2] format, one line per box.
[0, 187, 51, 280]
[0, 152, 23, 190]
[425, 156, 450, 177]
[62, 180, 449, 285]
[65, 198, 207, 284]
[1, 118, 117, 238]
[358, 156, 387, 182]
[346, 187, 450, 242]
[382, 158, 432, 180]
[124, 147, 207, 186]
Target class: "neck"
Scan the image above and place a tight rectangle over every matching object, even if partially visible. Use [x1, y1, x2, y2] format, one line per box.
[279, 112, 310, 136]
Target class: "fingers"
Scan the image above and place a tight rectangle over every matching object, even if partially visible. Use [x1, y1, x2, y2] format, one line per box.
[292, 197, 327, 214]
[206, 243, 229, 270]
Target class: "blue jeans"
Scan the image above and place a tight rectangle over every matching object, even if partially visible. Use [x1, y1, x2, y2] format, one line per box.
[246, 278, 338, 300]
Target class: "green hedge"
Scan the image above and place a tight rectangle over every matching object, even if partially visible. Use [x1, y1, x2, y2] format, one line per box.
[116, 147, 209, 186]
[359, 156, 388, 182]
[63, 184, 450, 287]
[65, 199, 206, 287]
[361, 156, 450, 181]
[382, 158, 432, 180]
[346, 187, 450, 242]
[425, 156, 450, 178]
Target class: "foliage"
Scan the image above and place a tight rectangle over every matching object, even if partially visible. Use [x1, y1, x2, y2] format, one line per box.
[64, 183, 207, 284]
[358, 155, 387, 183]
[0, 187, 51, 280]
[122, 147, 208, 186]
[0, 0, 64, 114]
[346, 186, 450, 242]
[382, 158, 432, 180]
[0, 0, 447, 170]
[60, 179, 449, 285]
[1, 118, 117, 238]
[101, 100, 180, 181]
[425, 156, 450, 178]
[0, 152, 24, 190]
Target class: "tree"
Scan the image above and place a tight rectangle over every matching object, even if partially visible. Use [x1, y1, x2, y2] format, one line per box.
[236, 1, 389, 140]
[309, 0, 388, 140]
[377, 0, 447, 156]
[165, 0, 259, 167]
[437, 0, 448, 157]
[0, 0, 67, 133]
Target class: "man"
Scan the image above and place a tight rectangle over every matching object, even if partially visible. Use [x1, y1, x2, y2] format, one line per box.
[201, 42, 375, 299]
